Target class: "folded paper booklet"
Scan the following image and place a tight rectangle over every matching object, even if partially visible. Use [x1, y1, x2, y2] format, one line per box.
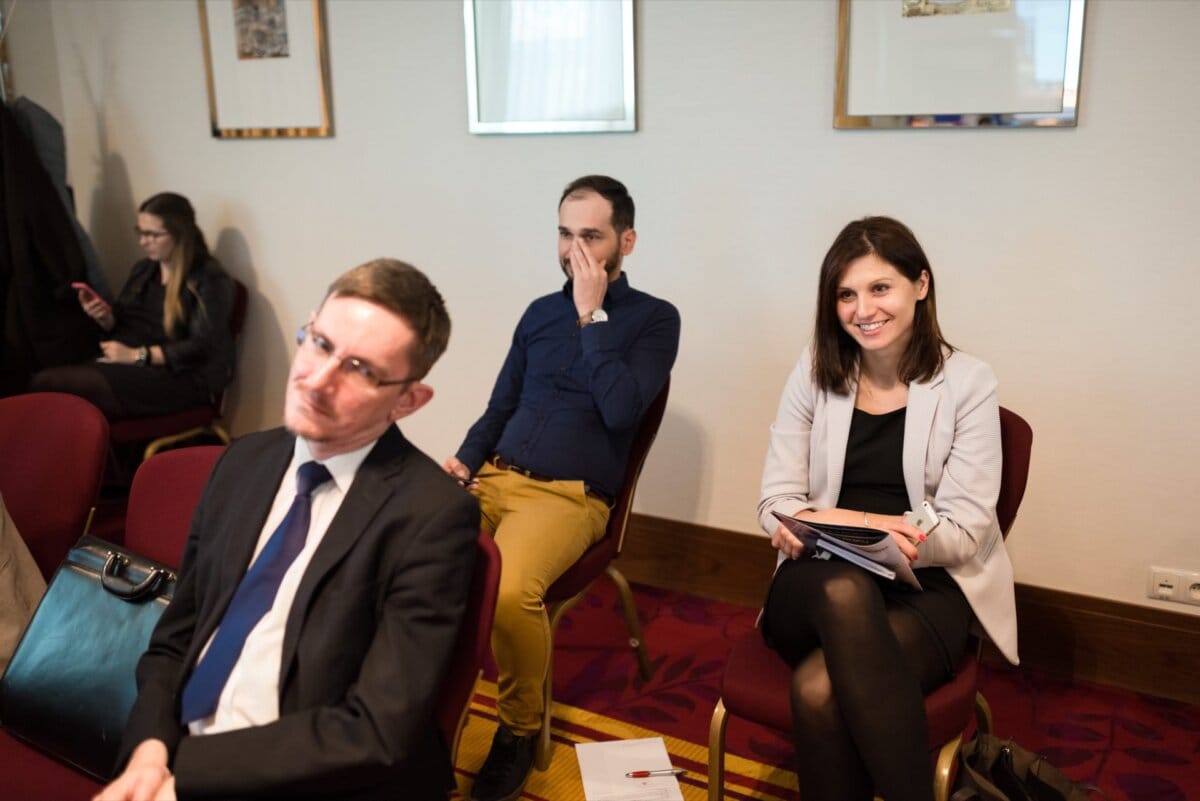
[772, 510, 922, 590]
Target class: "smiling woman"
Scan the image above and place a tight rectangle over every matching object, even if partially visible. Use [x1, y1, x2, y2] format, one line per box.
[754, 216, 1016, 801]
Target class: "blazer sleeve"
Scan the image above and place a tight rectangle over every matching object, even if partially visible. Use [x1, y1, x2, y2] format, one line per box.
[757, 352, 820, 535]
[913, 357, 1003, 568]
[169, 492, 480, 799]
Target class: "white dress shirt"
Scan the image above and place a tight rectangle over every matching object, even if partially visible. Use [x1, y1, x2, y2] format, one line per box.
[189, 437, 374, 735]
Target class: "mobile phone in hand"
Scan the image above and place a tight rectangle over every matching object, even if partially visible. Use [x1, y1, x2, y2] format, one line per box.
[903, 500, 940, 534]
[71, 282, 112, 315]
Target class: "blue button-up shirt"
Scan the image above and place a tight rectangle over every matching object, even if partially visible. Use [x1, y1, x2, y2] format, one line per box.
[455, 273, 680, 499]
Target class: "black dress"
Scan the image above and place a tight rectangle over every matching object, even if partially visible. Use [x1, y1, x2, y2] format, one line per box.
[30, 258, 235, 419]
[763, 406, 972, 677]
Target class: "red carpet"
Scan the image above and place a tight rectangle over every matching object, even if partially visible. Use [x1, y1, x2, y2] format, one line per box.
[486, 579, 1200, 800]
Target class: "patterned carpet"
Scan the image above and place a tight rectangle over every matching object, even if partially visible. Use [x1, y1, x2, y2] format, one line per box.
[456, 579, 1200, 801]
[454, 679, 798, 800]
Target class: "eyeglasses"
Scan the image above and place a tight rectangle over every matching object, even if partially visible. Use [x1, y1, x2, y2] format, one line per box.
[133, 227, 171, 240]
[296, 324, 415, 390]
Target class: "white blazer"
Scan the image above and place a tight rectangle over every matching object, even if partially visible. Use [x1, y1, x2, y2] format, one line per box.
[758, 348, 1018, 664]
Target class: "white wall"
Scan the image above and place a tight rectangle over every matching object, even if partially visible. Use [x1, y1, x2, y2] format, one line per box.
[10, 0, 1199, 615]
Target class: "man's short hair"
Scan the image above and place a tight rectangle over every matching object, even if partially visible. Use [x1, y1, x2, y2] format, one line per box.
[559, 175, 635, 234]
[325, 259, 451, 380]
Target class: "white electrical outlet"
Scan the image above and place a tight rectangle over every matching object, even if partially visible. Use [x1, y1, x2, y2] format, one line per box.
[1146, 566, 1200, 607]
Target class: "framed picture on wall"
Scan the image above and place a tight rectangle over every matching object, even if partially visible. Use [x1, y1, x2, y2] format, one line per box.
[198, 0, 333, 138]
[835, 0, 1087, 129]
[463, 0, 636, 134]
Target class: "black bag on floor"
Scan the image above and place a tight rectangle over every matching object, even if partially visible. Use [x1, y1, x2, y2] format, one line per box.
[953, 733, 1109, 801]
[0, 535, 175, 780]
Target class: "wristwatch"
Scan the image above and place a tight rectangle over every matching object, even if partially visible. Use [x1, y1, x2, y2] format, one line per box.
[578, 308, 609, 327]
[134, 346, 149, 366]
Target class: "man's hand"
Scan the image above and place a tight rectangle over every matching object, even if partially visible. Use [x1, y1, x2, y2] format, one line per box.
[570, 238, 608, 320]
[442, 456, 478, 491]
[442, 456, 470, 482]
[95, 739, 173, 801]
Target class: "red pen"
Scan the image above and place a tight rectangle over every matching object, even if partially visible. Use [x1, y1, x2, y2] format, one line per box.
[625, 768, 685, 778]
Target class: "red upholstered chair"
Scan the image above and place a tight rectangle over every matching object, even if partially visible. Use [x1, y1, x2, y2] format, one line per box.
[0, 392, 108, 580]
[109, 279, 247, 461]
[707, 406, 1033, 801]
[534, 379, 671, 769]
[438, 531, 502, 765]
[0, 445, 223, 798]
[123, 446, 225, 566]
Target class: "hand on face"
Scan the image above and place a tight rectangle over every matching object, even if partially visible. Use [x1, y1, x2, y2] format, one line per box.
[569, 237, 609, 319]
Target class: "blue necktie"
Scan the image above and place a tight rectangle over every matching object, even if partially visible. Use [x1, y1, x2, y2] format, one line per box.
[180, 461, 332, 724]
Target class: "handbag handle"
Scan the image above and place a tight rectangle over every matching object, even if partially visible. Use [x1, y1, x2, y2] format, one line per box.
[101, 552, 171, 600]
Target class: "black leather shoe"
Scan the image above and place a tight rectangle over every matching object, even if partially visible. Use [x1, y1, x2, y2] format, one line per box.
[470, 725, 537, 801]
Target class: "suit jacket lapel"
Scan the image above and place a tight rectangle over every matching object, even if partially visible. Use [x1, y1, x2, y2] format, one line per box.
[825, 385, 855, 503]
[277, 426, 413, 690]
[186, 430, 293, 670]
[904, 373, 944, 508]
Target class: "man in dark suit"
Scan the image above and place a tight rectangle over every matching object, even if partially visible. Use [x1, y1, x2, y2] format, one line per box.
[98, 259, 479, 801]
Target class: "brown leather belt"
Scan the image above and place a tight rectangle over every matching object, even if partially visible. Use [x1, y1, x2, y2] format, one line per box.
[489, 455, 613, 507]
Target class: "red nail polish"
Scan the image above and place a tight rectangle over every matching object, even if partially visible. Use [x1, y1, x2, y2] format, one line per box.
[919, 534, 927, 542]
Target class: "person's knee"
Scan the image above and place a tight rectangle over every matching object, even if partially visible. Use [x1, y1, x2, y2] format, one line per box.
[494, 574, 544, 622]
[28, 368, 61, 392]
[791, 657, 836, 721]
[817, 568, 875, 618]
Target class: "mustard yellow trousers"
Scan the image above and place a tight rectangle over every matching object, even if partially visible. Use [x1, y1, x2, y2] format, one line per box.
[473, 462, 609, 735]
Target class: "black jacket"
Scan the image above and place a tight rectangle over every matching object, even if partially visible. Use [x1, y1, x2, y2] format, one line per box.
[0, 102, 98, 394]
[114, 258, 237, 398]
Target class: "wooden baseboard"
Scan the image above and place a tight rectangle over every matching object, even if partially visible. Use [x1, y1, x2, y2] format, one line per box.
[618, 513, 1200, 705]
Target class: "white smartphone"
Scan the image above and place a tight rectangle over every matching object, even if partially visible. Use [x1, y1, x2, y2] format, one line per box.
[903, 500, 940, 534]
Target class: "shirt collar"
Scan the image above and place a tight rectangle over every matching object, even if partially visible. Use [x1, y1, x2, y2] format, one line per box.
[561, 271, 632, 305]
[294, 436, 375, 494]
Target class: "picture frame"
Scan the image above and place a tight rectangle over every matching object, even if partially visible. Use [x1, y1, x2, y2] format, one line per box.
[463, 0, 636, 135]
[834, 0, 1087, 129]
[197, 0, 333, 138]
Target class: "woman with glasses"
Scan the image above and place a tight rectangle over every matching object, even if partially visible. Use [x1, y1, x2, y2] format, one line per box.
[756, 216, 1017, 801]
[31, 192, 235, 420]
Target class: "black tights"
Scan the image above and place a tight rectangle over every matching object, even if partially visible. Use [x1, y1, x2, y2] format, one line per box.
[762, 561, 955, 801]
[30, 364, 125, 418]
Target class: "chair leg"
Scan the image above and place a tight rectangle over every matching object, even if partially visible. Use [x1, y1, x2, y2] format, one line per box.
[974, 690, 993, 735]
[932, 733, 962, 801]
[535, 590, 589, 771]
[449, 671, 482, 767]
[143, 423, 231, 461]
[707, 698, 728, 801]
[143, 426, 210, 460]
[606, 565, 652, 681]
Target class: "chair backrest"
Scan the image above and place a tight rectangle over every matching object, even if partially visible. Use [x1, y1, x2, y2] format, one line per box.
[610, 377, 671, 554]
[0, 392, 109, 579]
[436, 530, 501, 761]
[124, 446, 225, 567]
[996, 407, 1033, 537]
